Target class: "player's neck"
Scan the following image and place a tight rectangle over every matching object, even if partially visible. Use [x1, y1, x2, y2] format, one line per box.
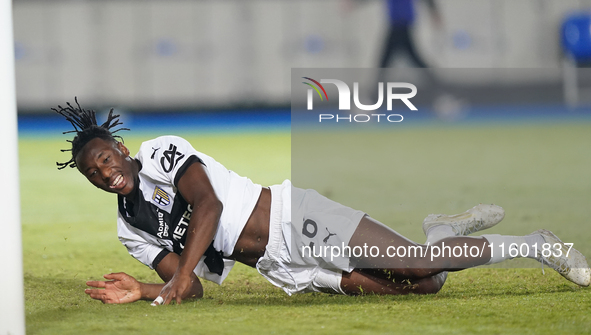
[123, 159, 141, 201]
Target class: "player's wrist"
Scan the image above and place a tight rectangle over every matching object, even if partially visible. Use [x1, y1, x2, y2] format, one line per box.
[175, 261, 196, 277]
[138, 282, 157, 301]
[176, 267, 195, 278]
[138, 282, 147, 300]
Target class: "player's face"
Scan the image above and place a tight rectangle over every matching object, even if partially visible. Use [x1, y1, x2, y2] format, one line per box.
[75, 137, 137, 196]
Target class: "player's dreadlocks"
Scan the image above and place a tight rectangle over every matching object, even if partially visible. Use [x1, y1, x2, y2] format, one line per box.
[54, 97, 129, 170]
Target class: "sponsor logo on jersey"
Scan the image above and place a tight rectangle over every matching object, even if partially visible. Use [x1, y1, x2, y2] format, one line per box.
[160, 144, 185, 173]
[152, 186, 171, 206]
[156, 208, 169, 238]
[173, 204, 193, 242]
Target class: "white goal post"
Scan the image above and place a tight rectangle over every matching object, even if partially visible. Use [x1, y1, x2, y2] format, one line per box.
[0, 0, 25, 334]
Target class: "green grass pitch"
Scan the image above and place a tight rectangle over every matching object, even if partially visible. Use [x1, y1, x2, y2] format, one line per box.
[21, 123, 591, 334]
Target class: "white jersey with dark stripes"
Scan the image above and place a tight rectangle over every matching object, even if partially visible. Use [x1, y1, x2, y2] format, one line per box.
[116, 135, 262, 285]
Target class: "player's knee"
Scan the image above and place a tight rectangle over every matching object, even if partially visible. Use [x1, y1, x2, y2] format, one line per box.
[418, 276, 444, 294]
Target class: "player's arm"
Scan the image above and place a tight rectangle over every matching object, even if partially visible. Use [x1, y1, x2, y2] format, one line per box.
[136, 252, 205, 302]
[157, 162, 222, 305]
[84, 253, 203, 304]
[151, 252, 203, 300]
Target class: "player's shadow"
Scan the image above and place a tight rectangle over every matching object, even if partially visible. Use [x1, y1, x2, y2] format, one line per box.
[221, 284, 581, 307]
[220, 268, 584, 306]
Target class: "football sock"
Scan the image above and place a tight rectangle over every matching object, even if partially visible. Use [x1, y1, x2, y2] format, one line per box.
[425, 225, 455, 244]
[482, 233, 545, 264]
[424, 227, 453, 286]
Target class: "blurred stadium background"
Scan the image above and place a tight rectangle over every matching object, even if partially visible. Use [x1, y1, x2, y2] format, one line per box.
[10, 1, 591, 333]
[11, 0, 591, 114]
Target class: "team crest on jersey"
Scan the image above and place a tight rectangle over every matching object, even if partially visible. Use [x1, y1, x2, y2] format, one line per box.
[152, 186, 171, 206]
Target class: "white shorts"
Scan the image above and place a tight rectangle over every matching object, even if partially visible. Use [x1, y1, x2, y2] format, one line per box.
[256, 180, 365, 295]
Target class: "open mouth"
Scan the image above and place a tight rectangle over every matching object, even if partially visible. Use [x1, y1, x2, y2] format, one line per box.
[110, 174, 125, 189]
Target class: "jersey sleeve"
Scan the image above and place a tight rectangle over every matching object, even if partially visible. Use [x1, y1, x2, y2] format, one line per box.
[117, 210, 235, 285]
[119, 236, 170, 270]
[118, 213, 170, 270]
[136, 136, 204, 187]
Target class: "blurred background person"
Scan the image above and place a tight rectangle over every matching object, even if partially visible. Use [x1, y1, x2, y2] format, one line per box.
[377, 0, 465, 119]
[378, 0, 441, 69]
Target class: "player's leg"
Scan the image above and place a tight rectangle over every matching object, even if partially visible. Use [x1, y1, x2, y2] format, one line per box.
[349, 216, 591, 286]
[422, 204, 589, 286]
[341, 203, 510, 296]
[482, 230, 590, 286]
[418, 204, 505, 289]
[349, 216, 493, 279]
[340, 269, 447, 295]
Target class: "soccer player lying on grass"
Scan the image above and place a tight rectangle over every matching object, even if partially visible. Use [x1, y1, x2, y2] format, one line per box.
[54, 100, 591, 305]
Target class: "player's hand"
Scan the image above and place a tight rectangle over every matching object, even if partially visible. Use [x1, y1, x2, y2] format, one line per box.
[85, 272, 141, 304]
[154, 271, 193, 305]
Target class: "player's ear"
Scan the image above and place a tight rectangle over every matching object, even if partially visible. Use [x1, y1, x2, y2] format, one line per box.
[117, 141, 130, 156]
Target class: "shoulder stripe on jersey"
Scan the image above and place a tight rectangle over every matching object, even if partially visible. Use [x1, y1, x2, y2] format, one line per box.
[173, 155, 205, 187]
